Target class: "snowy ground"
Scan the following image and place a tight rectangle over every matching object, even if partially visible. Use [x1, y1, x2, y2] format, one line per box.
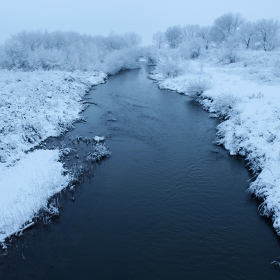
[0, 69, 106, 245]
[151, 50, 280, 234]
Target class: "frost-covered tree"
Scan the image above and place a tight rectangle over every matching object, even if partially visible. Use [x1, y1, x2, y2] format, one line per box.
[0, 30, 142, 72]
[102, 47, 141, 75]
[211, 12, 244, 44]
[254, 19, 280, 51]
[172, 25, 205, 59]
[12, 30, 43, 51]
[142, 45, 160, 65]
[182, 24, 200, 41]
[125, 32, 142, 47]
[2, 36, 31, 69]
[156, 48, 187, 77]
[197, 26, 212, 49]
[178, 38, 204, 59]
[238, 22, 256, 49]
[152, 31, 166, 49]
[165, 25, 184, 48]
[104, 32, 128, 51]
[218, 36, 240, 64]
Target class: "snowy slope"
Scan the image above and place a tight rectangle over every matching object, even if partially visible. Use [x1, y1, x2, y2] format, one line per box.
[151, 50, 280, 234]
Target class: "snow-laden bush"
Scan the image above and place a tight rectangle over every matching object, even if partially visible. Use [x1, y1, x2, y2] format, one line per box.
[29, 47, 67, 70]
[178, 38, 204, 59]
[156, 49, 188, 78]
[219, 47, 240, 64]
[210, 93, 240, 119]
[217, 37, 240, 64]
[85, 144, 111, 163]
[1, 40, 100, 71]
[186, 78, 212, 97]
[0, 31, 142, 72]
[142, 46, 160, 65]
[102, 47, 141, 75]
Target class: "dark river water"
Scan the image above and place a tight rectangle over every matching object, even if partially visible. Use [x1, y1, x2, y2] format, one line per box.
[1, 65, 280, 279]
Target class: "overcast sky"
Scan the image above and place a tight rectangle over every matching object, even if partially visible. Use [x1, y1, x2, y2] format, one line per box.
[0, 0, 279, 45]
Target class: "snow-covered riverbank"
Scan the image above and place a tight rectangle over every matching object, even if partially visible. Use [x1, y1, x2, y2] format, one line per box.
[0, 70, 106, 245]
[1, 49, 280, 246]
[151, 50, 280, 234]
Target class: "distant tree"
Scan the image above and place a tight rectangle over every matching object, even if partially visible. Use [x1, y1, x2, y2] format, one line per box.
[2, 36, 32, 69]
[165, 25, 184, 48]
[178, 37, 204, 59]
[91, 35, 108, 59]
[11, 30, 43, 51]
[238, 22, 256, 49]
[172, 25, 207, 58]
[218, 36, 240, 64]
[156, 49, 186, 77]
[0, 30, 142, 71]
[142, 45, 160, 65]
[182, 24, 200, 41]
[197, 26, 212, 49]
[152, 31, 166, 49]
[105, 32, 128, 51]
[253, 19, 280, 51]
[211, 12, 244, 44]
[125, 32, 142, 47]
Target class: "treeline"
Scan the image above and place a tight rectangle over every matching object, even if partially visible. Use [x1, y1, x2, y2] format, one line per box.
[145, 13, 280, 77]
[152, 13, 280, 52]
[0, 31, 142, 73]
[1, 13, 279, 74]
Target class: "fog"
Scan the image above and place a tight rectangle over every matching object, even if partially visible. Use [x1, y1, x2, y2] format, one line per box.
[0, 0, 279, 45]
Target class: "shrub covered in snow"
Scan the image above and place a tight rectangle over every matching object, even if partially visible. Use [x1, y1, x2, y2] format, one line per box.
[209, 93, 240, 119]
[185, 78, 211, 97]
[0, 30, 143, 73]
[102, 48, 141, 75]
[217, 37, 241, 64]
[178, 38, 205, 59]
[142, 46, 160, 65]
[156, 49, 188, 78]
[85, 144, 111, 163]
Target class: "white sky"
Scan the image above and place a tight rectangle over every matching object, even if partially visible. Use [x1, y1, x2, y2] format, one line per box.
[0, 0, 279, 45]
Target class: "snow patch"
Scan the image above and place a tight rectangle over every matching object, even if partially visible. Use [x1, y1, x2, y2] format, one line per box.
[0, 149, 69, 243]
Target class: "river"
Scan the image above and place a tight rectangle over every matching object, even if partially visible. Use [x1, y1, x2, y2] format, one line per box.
[1, 65, 280, 279]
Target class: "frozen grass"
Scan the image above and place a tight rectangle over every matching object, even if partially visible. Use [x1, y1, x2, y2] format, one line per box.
[85, 144, 111, 163]
[152, 50, 280, 235]
[0, 149, 69, 243]
[0, 69, 106, 244]
[0, 69, 106, 166]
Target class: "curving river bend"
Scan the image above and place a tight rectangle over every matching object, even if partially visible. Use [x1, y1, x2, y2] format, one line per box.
[1, 65, 280, 279]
